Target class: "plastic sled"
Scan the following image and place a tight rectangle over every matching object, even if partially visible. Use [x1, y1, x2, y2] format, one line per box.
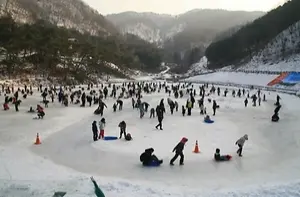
[103, 136, 118, 141]
[144, 160, 162, 167]
[204, 119, 214, 124]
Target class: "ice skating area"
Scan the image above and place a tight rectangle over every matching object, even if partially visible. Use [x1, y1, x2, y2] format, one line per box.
[1, 82, 300, 197]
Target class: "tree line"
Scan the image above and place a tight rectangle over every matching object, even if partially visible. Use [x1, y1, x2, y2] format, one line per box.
[0, 16, 163, 83]
[205, 0, 300, 69]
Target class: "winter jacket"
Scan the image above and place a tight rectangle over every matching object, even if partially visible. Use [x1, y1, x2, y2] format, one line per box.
[99, 122, 105, 130]
[140, 148, 154, 165]
[173, 138, 188, 154]
[119, 121, 126, 129]
[214, 153, 221, 161]
[92, 122, 98, 133]
[236, 134, 248, 146]
[173, 142, 185, 154]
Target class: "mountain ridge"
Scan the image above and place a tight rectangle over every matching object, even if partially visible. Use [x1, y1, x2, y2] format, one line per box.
[0, 0, 118, 36]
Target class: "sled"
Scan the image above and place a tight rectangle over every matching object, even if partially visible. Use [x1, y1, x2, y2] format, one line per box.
[215, 155, 232, 162]
[53, 191, 66, 197]
[144, 160, 163, 167]
[103, 136, 118, 141]
[204, 119, 214, 124]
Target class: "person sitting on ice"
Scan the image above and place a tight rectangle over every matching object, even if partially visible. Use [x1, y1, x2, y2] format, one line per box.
[204, 115, 211, 122]
[36, 104, 45, 119]
[272, 113, 279, 122]
[214, 148, 232, 162]
[125, 133, 132, 141]
[140, 148, 163, 166]
[28, 106, 35, 113]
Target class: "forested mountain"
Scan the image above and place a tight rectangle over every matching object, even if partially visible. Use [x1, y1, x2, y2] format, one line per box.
[0, 0, 165, 82]
[0, 16, 163, 83]
[107, 10, 263, 71]
[205, 0, 300, 69]
[0, 0, 118, 36]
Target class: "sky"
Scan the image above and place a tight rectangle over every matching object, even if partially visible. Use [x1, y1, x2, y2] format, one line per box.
[82, 0, 288, 15]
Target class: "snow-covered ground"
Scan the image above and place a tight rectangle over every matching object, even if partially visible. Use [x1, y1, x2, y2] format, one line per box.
[1, 81, 300, 196]
[185, 72, 278, 87]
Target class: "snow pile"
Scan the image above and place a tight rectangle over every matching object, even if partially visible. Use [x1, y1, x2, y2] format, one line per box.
[239, 21, 300, 72]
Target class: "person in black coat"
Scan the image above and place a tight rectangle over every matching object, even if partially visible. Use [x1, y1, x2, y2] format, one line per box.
[140, 148, 163, 166]
[92, 121, 98, 141]
[170, 137, 188, 165]
[212, 100, 217, 116]
[118, 121, 127, 139]
[117, 99, 123, 110]
[155, 106, 164, 130]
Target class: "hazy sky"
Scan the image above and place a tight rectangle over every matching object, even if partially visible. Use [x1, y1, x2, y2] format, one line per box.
[82, 0, 287, 15]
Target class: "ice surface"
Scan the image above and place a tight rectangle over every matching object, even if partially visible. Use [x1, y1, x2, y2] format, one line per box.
[0, 83, 300, 197]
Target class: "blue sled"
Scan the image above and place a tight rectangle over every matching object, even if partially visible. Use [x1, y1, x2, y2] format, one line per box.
[204, 119, 214, 124]
[144, 160, 162, 167]
[103, 136, 118, 140]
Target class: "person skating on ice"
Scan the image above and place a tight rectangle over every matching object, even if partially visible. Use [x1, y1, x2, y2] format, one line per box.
[235, 134, 248, 157]
[170, 137, 188, 166]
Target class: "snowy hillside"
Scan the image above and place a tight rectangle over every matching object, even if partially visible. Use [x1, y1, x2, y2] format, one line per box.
[107, 12, 183, 44]
[239, 21, 300, 72]
[122, 23, 162, 43]
[186, 56, 210, 76]
[107, 10, 263, 45]
[0, 0, 117, 36]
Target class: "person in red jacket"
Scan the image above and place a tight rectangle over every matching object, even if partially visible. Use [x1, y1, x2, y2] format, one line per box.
[37, 104, 45, 119]
[170, 137, 188, 166]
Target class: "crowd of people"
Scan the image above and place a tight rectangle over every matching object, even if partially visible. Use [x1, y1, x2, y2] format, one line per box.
[1, 81, 283, 166]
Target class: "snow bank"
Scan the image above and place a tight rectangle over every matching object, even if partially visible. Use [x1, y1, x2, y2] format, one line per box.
[185, 72, 278, 86]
